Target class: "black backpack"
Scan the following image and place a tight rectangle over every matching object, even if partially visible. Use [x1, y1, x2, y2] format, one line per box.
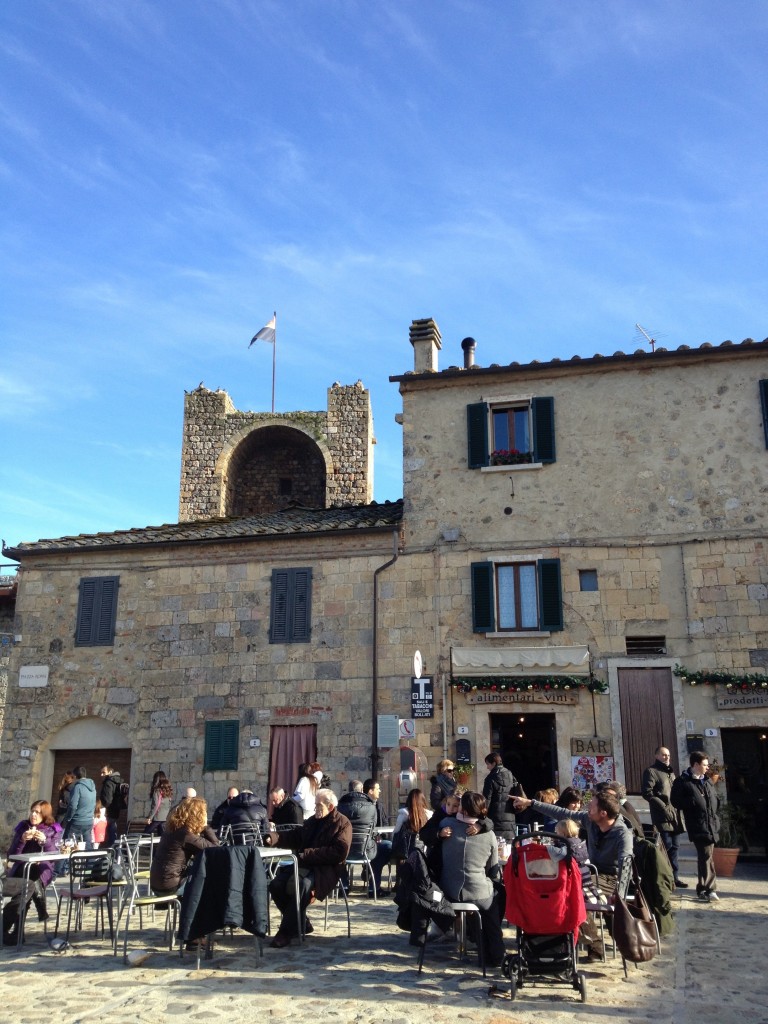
[118, 781, 130, 809]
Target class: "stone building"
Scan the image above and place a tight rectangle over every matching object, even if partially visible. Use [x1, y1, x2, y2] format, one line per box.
[386, 321, 768, 846]
[1, 322, 767, 847]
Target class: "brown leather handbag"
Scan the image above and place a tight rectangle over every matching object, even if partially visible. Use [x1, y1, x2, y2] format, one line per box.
[612, 868, 658, 965]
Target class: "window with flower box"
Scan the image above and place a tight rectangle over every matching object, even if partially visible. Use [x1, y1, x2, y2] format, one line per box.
[467, 397, 556, 468]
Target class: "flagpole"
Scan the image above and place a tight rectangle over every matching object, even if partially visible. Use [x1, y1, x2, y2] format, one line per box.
[271, 311, 276, 413]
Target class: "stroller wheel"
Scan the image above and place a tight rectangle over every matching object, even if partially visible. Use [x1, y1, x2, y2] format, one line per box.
[577, 971, 588, 1003]
[509, 973, 517, 1000]
[501, 953, 512, 979]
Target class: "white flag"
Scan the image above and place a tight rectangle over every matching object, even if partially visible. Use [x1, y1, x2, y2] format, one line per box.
[249, 314, 276, 346]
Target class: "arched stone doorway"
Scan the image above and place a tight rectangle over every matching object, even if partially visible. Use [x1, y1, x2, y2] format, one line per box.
[39, 717, 133, 821]
[224, 425, 328, 515]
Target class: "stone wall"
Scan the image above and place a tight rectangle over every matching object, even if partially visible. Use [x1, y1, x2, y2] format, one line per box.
[179, 382, 373, 521]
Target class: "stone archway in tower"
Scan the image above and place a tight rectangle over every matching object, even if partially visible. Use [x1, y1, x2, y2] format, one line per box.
[224, 425, 328, 515]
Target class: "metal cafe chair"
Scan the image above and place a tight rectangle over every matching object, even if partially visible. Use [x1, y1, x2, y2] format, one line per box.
[57, 849, 115, 944]
[112, 836, 180, 964]
[345, 820, 378, 899]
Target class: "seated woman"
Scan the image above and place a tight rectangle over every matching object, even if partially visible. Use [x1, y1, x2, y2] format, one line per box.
[439, 791, 506, 967]
[3, 800, 59, 945]
[392, 788, 432, 860]
[149, 797, 219, 895]
[263, 788, 351, 947]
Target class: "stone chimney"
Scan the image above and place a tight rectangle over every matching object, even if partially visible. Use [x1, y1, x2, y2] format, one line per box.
[409, 318, 442, 373]
[461, 336, 476, 369]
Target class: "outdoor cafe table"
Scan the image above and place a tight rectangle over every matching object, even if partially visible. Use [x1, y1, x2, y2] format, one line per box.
[257, 846, 304, 942]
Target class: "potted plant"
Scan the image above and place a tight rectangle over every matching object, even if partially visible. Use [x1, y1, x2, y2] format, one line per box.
[713, 801, 749, 877]
[454, 762, 475, 785]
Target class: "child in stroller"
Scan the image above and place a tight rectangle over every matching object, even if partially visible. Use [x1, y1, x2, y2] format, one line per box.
[503, 832, 588, 1002]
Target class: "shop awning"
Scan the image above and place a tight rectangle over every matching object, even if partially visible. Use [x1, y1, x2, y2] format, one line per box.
[451, 645, 591, 676]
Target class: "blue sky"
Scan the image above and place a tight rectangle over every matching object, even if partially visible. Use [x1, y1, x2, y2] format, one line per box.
[2, 1, 767, 553]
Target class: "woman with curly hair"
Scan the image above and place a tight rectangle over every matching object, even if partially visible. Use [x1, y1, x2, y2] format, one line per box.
[149, 797, 218, 895]
[145, 770, 174, 835]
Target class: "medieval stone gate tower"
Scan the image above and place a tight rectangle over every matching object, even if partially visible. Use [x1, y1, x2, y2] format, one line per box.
[178, 382, 375, 521]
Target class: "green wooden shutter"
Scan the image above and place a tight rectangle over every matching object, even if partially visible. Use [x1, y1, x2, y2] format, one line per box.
[204, 720, 239, 772]
[290, 568, 312, 642]
[270, 569, 289, 643]
[75, 576, 119, 646]
[760, 379, 768, 448]
[532, 397, 556, 463]
[471, 561, 495, 632]
[467, 402, 489, 468]
[538, 558, 563, 631]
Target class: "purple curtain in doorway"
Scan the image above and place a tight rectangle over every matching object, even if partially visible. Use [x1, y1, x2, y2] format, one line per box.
[269, 725, 317, 811]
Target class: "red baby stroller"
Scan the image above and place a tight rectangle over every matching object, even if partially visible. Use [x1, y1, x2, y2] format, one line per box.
[503, 833, 588, 1002]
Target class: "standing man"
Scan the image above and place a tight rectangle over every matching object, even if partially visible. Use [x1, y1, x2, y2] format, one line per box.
[642, 746, 687, 888]
[671, 751, 720, 901]
[64, 766, 98, 846]
[99, 764, 123, 847]
[362, 778, 393, 896]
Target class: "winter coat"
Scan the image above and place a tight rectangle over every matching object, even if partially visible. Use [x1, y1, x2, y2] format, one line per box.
[642, 760, 684, 834]
[100, 771, 123, 819]
[63, 777, 97, 836]
[221, 793, 269, 832]
[633, 836, 676, 937]
[148, 792, 172, 823]
[482, 764, 520, 840]
[337, 792, 377, 858]
[429, 772, 457, 813]
[270, 796, 304, 829]
[179, 844, 269, 942]
[671, 769, 720, 845]
[439, 818, 500, 904]
[394, 848, 455, 946]
[275, 808, 352, 901]
[7, 820, 60, 888]
[150, 825, 219, 893]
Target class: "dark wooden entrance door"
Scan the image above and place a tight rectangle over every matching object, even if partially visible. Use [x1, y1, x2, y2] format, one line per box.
[490, 712, 557, 797]
[617, 667, 678, 793]
[51, 747, 133, 832]
[721, 727, 768, 855]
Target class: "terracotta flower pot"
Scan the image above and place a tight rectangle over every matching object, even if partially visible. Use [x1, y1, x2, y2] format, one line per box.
[712, 846, 739, 877]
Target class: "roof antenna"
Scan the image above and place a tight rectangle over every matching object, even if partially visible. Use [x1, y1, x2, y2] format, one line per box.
[635, 323, 661, 352]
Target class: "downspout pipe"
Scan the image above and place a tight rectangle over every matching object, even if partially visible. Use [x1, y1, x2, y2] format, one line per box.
[372, 530, 400, 779]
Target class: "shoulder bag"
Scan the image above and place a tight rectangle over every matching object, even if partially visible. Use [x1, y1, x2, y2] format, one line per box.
[612, 864, 658, 965]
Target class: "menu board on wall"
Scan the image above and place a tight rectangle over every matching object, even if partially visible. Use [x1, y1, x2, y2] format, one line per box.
[571, 755, 615, 791]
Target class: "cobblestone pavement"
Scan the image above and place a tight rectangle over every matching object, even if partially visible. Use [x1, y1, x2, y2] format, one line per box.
[1, 864, 766, 1024]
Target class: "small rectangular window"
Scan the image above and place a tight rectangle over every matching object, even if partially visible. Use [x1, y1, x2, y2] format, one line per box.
[467, 398, 556, 468]
[471, 558, 562, 633]
[279, 478, 293, 495]
[75, 576, 119, 646]
[579, 569, 599, 592]
[204, 720, 239, 772]
[625, 636, 667, 657]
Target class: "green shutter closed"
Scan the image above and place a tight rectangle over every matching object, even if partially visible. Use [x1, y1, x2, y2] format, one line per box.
[538, 558, 563, 631]
[270, 567, 313, 643]
[204, 720, 239, 772]
[270, 569, 289, 642]
[467, 402, 489, 468]
[471, 561, 495, 632]
[532, 397, 556, 463]
[75, 576, 119, 646]
[291, 568, 312, 641]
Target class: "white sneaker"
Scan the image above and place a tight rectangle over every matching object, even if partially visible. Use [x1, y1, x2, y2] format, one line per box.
[707, 891, 720, 901]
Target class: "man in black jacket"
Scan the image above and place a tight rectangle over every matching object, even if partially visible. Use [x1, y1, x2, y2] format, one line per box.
[99, 764, 123, 847]
[220, 790, 269, 834]
[642, 746, 687, 887]
[671, 751, 720, 902]
[269, 787, 304, 828]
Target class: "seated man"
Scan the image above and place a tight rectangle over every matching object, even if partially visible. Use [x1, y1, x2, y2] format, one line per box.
[514, 790, 632, 961]
[220, 789, 269, 835]
[269, 786, 304, 829]
[211, 787, 239, 832]
[263, 788, 352, 946]
[338, 780, 392, 897]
